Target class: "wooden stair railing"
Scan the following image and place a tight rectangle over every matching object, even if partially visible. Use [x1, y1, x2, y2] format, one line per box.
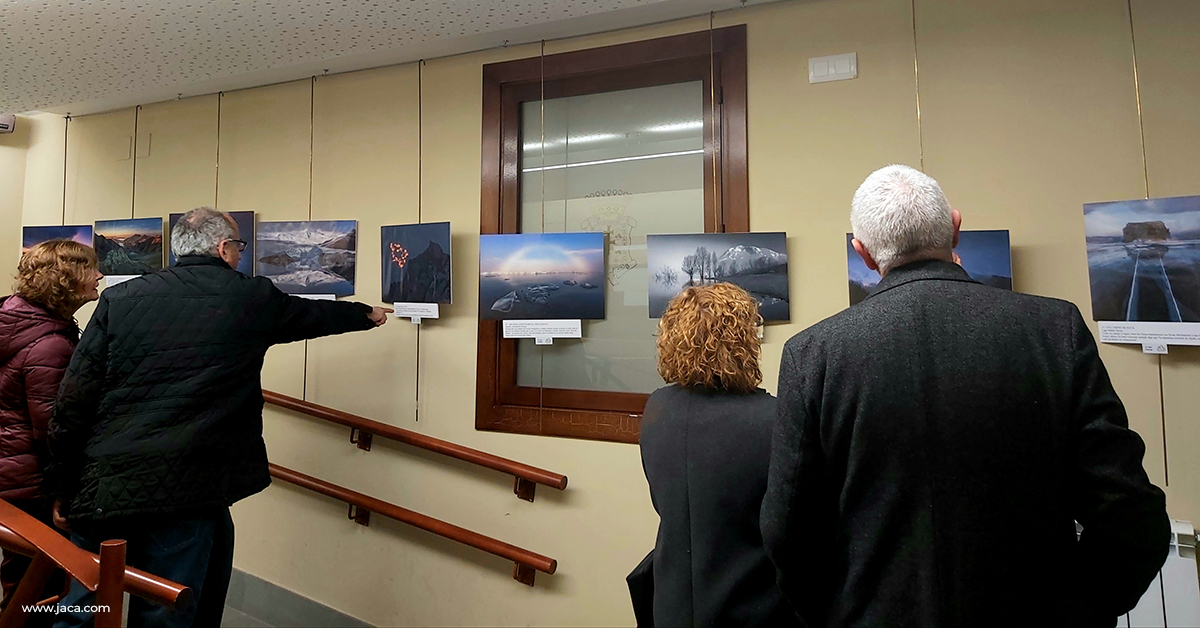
[262, 390, 568, 502]
[269, 463, 557, 586]
[0, 500, 191, 627]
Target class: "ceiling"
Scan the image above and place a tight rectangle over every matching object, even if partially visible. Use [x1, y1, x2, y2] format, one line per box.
[1, 0, 780, 116]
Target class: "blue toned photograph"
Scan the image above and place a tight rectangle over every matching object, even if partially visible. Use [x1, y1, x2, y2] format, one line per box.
[1085, 195, 1200, 322]
[22, 225, 93, 255]
[94, 218, 164, 276]
[646, 232, 790, 320]
[256, 220, 357, 297]
[170, 211, 255, 276]
[382, 222, 452, 304]
[479, 232, 606, 320]
[847, 230, 1013, 306]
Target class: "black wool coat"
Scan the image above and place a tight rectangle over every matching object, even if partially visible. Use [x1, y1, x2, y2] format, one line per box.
[48, 255, 376, 522]
[640, 384, 798, 628]
[761, 260, 1170, 627]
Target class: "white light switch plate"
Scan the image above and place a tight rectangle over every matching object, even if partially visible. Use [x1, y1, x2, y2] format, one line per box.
[809, 53, 858, 84]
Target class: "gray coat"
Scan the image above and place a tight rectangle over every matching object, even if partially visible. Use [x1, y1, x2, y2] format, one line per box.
[640, 384, 797, 627]
[761, 260, 1170, 627]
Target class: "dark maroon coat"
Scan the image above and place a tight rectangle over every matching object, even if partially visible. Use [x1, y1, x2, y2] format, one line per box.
[0, 295, 78, 501]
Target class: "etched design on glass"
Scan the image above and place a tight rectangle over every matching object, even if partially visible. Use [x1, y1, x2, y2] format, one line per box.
[580, 190, 637, 287]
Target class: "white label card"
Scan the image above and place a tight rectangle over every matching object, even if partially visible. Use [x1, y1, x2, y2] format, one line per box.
[394, 303, 439, 319]
[1142, 343, 1168, 355]
[298, 294, 336, 301]
[502, 319, 583, 340]
[1098, 321, 1200, 347]
[104, 275, 137, 287]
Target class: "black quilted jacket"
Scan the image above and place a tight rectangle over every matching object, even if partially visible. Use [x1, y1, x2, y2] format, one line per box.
[47, 255, 376, 522]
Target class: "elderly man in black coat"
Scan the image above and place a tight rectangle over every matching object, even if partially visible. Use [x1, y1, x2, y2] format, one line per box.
[47, 207, 391, 627]
[761, 165, 1170, 627]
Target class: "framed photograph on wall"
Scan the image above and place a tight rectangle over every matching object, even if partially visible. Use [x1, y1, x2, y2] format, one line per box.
[22, 225, 93, 255]
[256, 220, 357, 297]
[1084, 195, 1200, 346]
[646, 232, 789, 320]
[381, 222, 452, 304]
[478, 232, 606, 320]
[94, 218, 164, 279]
[847, 229, 1013, 306]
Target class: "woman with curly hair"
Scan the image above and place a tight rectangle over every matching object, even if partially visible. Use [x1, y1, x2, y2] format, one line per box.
[0, 239, 101, 607]
[636, 283, 796, 627]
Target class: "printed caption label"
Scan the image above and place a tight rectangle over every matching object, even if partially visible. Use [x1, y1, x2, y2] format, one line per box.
[394, 302, 439, 320]
[502, 319, 583, 340]
[1098, 321, 1200, 347]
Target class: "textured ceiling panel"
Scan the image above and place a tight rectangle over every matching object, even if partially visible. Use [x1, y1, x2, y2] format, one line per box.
[0, 0, 780, 115]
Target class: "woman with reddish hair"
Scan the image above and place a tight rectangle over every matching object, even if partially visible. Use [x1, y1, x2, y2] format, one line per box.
[636, 283, 795, 627]
[0, 239, 101, 608]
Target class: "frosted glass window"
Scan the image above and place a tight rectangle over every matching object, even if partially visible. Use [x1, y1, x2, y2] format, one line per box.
[515, 81, 706, 394]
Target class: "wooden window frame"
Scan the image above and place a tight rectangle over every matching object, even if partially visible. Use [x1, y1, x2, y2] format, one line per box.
[477, 26, 749, 444]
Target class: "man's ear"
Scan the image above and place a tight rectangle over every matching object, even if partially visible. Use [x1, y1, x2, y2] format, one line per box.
[951, 208, 962, 249]
[852, 238, 879, 273]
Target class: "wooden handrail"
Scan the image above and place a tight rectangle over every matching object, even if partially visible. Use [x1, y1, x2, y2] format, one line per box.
[269, 463, 557, 586]
[0, 524, 191, 609]
[262, 390, 568, 501]
[0, 501, 192, 626]
[0, 500, 97, 589]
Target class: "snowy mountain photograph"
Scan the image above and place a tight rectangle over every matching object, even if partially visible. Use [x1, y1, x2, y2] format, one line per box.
[94, 218, 163, 276]
[256, 220, 357, 297]
[646, 232, 789, 320]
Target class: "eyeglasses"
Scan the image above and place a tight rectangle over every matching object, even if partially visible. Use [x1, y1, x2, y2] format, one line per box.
[224, 239, 247, 252]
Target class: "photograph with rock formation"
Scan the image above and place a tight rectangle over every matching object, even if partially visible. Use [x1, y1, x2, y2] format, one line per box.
[1085, 195, 1200, 322]
[170, 211, 254, 276]
[93, 218, 164, 277]
[381, 222, 452, 304]
[256, 220, 357, 297]
[646, 232, 790, 320]
[847, 229, 1013, 306]
[479, 232, 606, 320]
[22, 225, 93, 255]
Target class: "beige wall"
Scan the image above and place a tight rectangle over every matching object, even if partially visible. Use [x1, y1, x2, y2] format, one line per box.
[4, 0, 1198, 625]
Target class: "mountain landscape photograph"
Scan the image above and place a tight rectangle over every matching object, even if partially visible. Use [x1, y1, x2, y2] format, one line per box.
[1085, 195, 1200, 322]
[847, 230, 1013, 306]
[22, 225, 93, 255]
[94, 218, 163, 276]
[256, 220, 357, 297]
[646, 232, 790, 320]
[381, 222, 452, 304]
[479, 232, 606, 320]
[170, 211, 255, 276]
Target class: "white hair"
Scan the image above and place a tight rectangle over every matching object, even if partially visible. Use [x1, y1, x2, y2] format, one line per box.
[171, 207, 237, 258]
[850, 164, 954, 274]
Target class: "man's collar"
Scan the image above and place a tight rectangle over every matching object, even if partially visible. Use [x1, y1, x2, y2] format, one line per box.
[865, 259, 977, 301]
[175, 255, 231, 269]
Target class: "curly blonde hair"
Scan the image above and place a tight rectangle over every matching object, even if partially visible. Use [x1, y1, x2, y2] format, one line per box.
[656, 283, 763, 393]
[14, 240, 99, 319]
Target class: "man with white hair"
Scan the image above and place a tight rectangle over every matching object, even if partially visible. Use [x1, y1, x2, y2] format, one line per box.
[47, 207, 391, 627]
[761, 165, 1169, 627]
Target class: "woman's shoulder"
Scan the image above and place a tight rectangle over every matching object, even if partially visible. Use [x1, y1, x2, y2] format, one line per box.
[23, 331, 77, 366]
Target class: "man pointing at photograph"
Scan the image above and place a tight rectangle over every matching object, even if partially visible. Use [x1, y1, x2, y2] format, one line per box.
[47, 206, 391, 627]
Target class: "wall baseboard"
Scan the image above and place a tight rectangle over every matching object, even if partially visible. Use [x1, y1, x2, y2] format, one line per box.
[223, 569, 372, 628]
